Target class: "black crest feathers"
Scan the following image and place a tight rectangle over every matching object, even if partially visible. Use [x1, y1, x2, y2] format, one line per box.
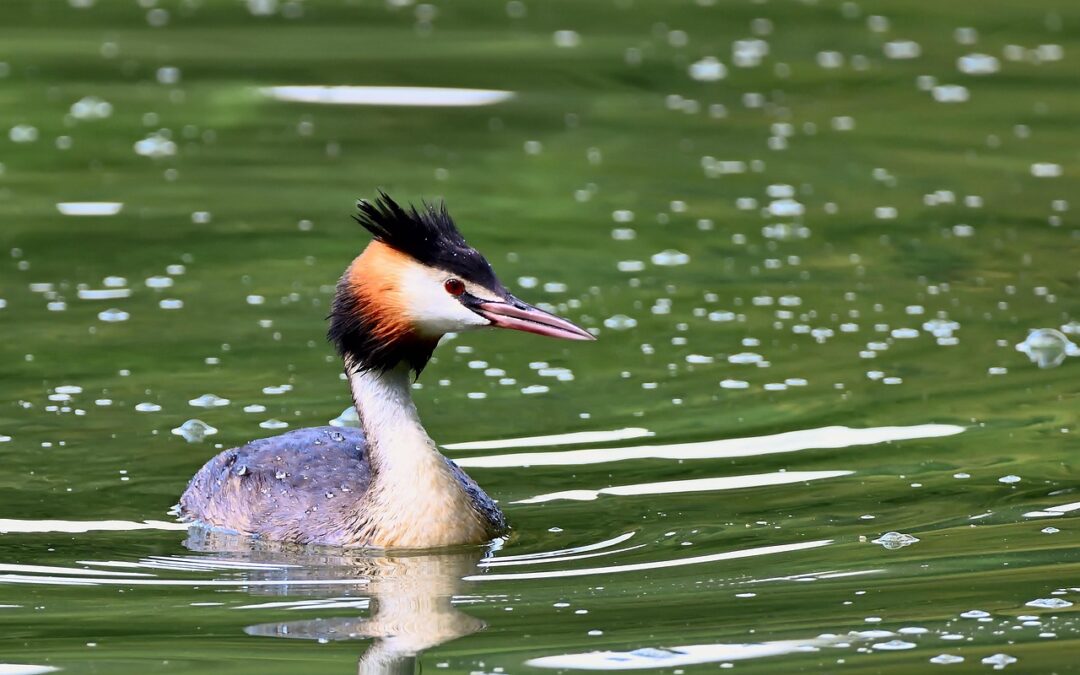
[353, 191, 503, 291]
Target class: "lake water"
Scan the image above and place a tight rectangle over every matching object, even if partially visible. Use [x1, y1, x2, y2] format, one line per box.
[0, 0, 1078, 673]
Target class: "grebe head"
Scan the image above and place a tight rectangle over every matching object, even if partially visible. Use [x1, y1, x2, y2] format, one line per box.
[329, 192, 593, 374]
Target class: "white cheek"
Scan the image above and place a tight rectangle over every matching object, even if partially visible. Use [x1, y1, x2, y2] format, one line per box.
[399, 266, 491, 336]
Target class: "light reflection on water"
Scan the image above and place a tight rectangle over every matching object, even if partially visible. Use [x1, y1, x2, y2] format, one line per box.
[456, 424, 964, 468]
[526, 636, 847, 670]
[515, 470, 853, 504]
[260, 86, 515, 107]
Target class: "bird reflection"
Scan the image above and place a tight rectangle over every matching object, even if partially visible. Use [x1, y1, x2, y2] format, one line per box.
[184, 528, 491, 674]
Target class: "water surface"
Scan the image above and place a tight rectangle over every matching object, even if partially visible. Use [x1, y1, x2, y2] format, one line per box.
[0, 0, 1078, 672]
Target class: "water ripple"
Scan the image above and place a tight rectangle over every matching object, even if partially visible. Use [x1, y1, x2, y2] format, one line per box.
[456, 424, 964, 468]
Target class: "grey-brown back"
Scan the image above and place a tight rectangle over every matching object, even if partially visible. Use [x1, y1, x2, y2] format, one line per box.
[178, 426, 507, 547]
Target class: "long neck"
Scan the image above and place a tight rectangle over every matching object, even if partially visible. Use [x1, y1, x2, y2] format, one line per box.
[346, 361, 489, 547]
[347, 361, 436, 473]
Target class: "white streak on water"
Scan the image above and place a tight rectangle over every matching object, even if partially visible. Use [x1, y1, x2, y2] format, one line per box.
[485, 531, 636, 563]
[515, 470, 852, 504]
[0, 575, 370, 588]
[77, 288, 132, 300]
[260, 86, 514, 107]
[527, 635, 843, 670]
[457, 424, 964, 468]
[1023, 500, 1080, 519]
[0, 665, 61, 675]
[234, 597, 371, 611]
[0, 519, 188, 534]
[444, 427, 653, 451]
[0, 564, 151, 578]
[464, 539, 832, 581]
[481, 545, 646, 568]
[55, 202, 123, 216]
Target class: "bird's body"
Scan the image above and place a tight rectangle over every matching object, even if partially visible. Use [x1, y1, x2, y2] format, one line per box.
[179, 425, 506, 548]
[178, 193, 591, 549]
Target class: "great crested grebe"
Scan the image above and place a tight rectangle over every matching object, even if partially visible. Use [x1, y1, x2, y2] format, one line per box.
[178, 192, 593, 548]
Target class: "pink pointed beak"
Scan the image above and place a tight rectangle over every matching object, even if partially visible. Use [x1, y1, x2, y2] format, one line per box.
[474, 296, 595, 341]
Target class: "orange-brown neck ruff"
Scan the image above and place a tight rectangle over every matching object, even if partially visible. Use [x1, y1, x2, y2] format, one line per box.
[328, 241, 439, 374]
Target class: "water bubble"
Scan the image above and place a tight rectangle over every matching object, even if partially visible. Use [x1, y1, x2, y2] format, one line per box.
[262, 384, 293, 395]
[171, 419, 218, 443]
[98, 308, 129, 322]
[932, 85, 970, 103]
[873, 640, 916, 650]
[728, 352, 763, 365]
[145, 276, 173, 289]
[686, 354, 714, 364]
[1031, 163, 1063, 178]
[732, 39, 768, 67]
[553, 30, 580, 48]
[603, 314, 637, 330]
[929, 654, 964, 665]
[1042, 527, 1060, 534]
[1026, 598, 1073, 609]
[156, 66, 181, 85]
[616, 260, 645, 272]
[9, 124, 39, 143]
[246, 295, 265, 305]
[768, 199, 804, 217]
[69, 96, 113, 120]
[872, 531, 920, 549]
[329, 406, 360, 428]
[521, 385, 549, 395]
[134, 402, 162, 412]
[720, 379, 749, 389]
[980, 654, 1017, 669]
[159, 299, 183, 309]
[831, 116, 856, 131]
[243, 404, 266, 413]
[134, 132, 177, 158]
[816, 51, 844, 69]
[688, 56, 727, 81]
[960, 609, 990, 619]
[923, 318, 960, 337]
[259, 419, 289, 430]
[1015, 328, 1076, 369]
[651, 250, 689, 266]
[708, 311, 736, 322]
[189, 394, 230, 408]
[884, 40, 921, 59]
[957, 53, 1000, 75]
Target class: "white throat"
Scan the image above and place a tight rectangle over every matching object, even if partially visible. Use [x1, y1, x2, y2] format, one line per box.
[348, 362, 435, 470]
[346, 362, 487, 547]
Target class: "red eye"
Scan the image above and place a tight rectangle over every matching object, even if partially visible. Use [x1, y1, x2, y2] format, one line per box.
[444, 278, 465, 296]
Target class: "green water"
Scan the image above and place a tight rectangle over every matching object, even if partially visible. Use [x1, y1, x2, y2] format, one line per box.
[1, 0, 1079, 672]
